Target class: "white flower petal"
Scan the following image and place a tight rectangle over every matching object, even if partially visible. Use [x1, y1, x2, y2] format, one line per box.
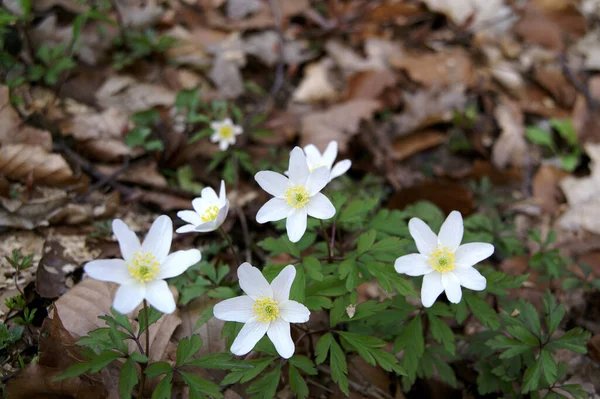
[255, 171, 289, 198]
[238, 262, 273, 300]
[437, 211, 463, 251]
[306, 166, 330, 195]
[455, 243, 494, 268]
[144, 280, 177, 314]
[303, 144, 323, 169]
[305, 193, 335, 220]
[195, 221, 218, 233]
[322, 141, 338, 168]
[113, 283, 145, 314]
[177, 210, 203, 226]
[279, 300, 310, 323]
[157, 249, 201, 279]
[223, 118, 233, 125]
[286, 208, 307, 243]
[214, 201, 229, 228]
[421, 272, 443, 308]
[230, 319, 269, 356]
[142, 215, 172, 262]
[210, 132, 219, 143]
[271, 265, 296, 302]
[330, 159, 351, 180]
[454, 267, 487, 291]
[408, 218, 438, 256]
[112, 219, 141, 261]
[210, 121, 223, 130]
[201, 186, 219, 203]
[256, 198, 291, 224]
[213, 296, 255, 323]
[219, 180, 226, 201]
[267, 318, 294, 358]
[219, 140, 229, 151]
[84, 259, 136, 285]
[234, 126, 243, 135]
[288, 147, 310, 185]
[441, 272, 462, 304]
[192, 198, 206, 214]
[394, 254, 433, 276]
[175, 224, 197, 234]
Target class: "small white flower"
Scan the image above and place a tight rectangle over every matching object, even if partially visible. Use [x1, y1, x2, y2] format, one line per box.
[394, 211, 494, 308]
[84, 216, 201, 314]
[210, 118, 243, 151]
[255, 147, 336, 243]
[213, 263, 310, 359]
[304, 141, 351, 181]
[176, 180, 229, 233]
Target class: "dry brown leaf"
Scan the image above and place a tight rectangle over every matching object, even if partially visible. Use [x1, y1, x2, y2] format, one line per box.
[0, 144, 74, 186]
[423, 0, 515, 33]
[491, 99, 529, 169]
[390, 49, 473, 87]
[227, 0, 263, 20]
[174, 295, 226, 357]
[244, 30, 314, 67]
[96, 76, 176, 114]
[393, 85, 467, 136]
[391, 130, 446, 161]
[0, 86, 52, 151]
[36, 240, 78, 298]
[326, 38, 402, 75]
[292, 58, 339, 103]
[33, 0, 87, 12]
[97, 161, 167, 188]
[116, 0, 164, 29]
[164, 26, 214, 67]
[206, 0, 309, 30]
[345, 70, 398, 101]
[572, 76, 600, 144]
[54, 278, 182, 362]
[300, 99, 381, 152]
[388, 180, 475, 216]
[532, 165, 569, 214]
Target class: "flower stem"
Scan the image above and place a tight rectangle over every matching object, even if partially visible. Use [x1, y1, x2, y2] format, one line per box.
[219, 226, 241, 266]
[139, 299, 150, 398]
[320, 220, 333, 263]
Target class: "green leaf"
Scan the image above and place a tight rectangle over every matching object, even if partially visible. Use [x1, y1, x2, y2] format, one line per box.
[246, 365, 281, 399]
[306, 276, 348, 297]
[330, 296, 348, 327]
[194, 306, 215, 330]
[188, 353, 253, 369]
[289, 365, 309, 399]
[315, 333, 332, 365]
[371, 237, 403, 253]
[177, 334, 203, 366]
[357, 230, 377, 255]
[526, 127, 555, 150]
[506, 325, 539, 346]
[549, 328, 590, 353]
[180, 371, 223, 398]
[145, 361, 172, 378]
[551, 118, 577, 146]
[464, 294, 500, 330]
[89, 350, 122, 373]
[54, 361, 91, 381]
[289, 355, 317, 375]
[394, 316, 424, 380]
[522, 357, 542, 393]
[338, 331, 404, 374]
[540, 349, 558, 385]
[138, 306, 163, 335]
[304, 296, 332, 311]
[431, 354, 456, 388]
[487, 335, 532, 359]
[130, 352, 148, 364]
[427, 313, 456, 354]
[544, 291, 565, 337]
[221, 357, 275, 385]
[152, 372, 172, 399]
[330, 338, 349, 396]
[303, 256, 323, 281]
[119, 358, 138, 399]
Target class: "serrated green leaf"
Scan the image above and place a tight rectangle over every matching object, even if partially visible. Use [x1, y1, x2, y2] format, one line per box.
[526, 127, 555, 149]
[246, 365, 281, 399]
[330, 338, 349, 396]
[145, 361, 172, 378]
[427, 313, 456, 354]
[522, 357, 542, 393]
[540, 348, 558, 385]
[180, 371, 223, 398]
[289, 365, 309, 399]
[54, 361, 92, 381]
[188, 353, 253, 369]
[303, 256, 323, 281]
[357, 230, 377, 255]
[177, 334, 203, 366]
[315, 333, 332, 365]
[289, 355, 317, 375]
[152, 372, 172, 399]
[464, 294, 500, 330]
[119, 358, 138, 399]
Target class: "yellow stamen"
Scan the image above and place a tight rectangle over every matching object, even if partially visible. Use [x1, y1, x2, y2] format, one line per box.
[252, 296, 280, 323]
[128, 251, 160, 282]
[284, 185, 309, 209]
[202, 205, 220, 223]
[219, 125, 233, 139]
[428, 246, 456, 274]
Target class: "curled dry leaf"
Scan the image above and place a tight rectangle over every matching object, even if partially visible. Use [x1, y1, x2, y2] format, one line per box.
[344, 70, 398, 101]
[389, 49, 473, 87]
[115, 0, 164, 29]
[326, 38, 402, 75]
[96, 161, 167, 188]
[572, 76, 600, 144]
[300, 99, 381, 152]
[423, 0, 515, 34]
[0, 86, 52, 151]
[36, 240, 79, 298]
[164, 26, 213, 68]
[532, 165, 569, 214]
[391, 130, 446, 161]
[491, 99, 529, 169]
[0, 144, 74, 186]
[292, 58, 339, 103]
[96, 76, 176, 115]
[207, 33, 246, 99]
[227, 0, 263, 20]
[206, 0, 309, 30]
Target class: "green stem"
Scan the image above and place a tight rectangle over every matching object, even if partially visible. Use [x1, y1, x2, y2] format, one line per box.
[219, 226, 241, 266]
[320, 220, 333, 263]
[139, 299, 150, 398]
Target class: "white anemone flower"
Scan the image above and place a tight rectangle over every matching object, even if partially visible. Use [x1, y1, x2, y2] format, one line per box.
[176, 180, 229, 233]
[394, 211, 494, 308]
[304, 141, 351, 181]
[84, 216, 201, 314]
[213, 263, 310, 359]
[210, 118, 243, 151]
[255, 147, 336, 243]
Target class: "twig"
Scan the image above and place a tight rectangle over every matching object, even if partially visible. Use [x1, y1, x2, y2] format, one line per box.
[307, 378, 335, 394]
[76, 157, 131, 200]
[318, 365, 394, 399]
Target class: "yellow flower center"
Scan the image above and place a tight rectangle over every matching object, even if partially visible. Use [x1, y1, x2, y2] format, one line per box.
[128, 251, 160, 282]
[201, 205, 220, 223]
[428, 246, 456, 274]
[219, 125, 233, 139]
[252, 296, 280, 323]
[284, 185, 309, 209]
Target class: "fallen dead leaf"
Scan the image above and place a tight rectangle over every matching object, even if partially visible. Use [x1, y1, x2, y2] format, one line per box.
[532, 64, 577, 109]
[532, 165, 569, 215]
[387, 180, 475, 216]
[164, 26, 214, 68]
[391, 130, 446, 161]
[491, 99, 529, 169]
[96, 161, 167, 188]
[390, 49, 474, 87]
[36, 240, 77, 298]
[116, 0, 164, 29]
[292, 58, 340, 103]
[300, 99, 381, 152]
[0, 86, 52, 151]
[344, 70, 398, 101]
[393, 85, 467, 136]
[227, 0, 263, 20]
[205, 0, 309, 30]
[423, 0, 515, 33]
[207, 33, 246, 99]
[326, 38, 402, 75]
[0, 144, 75, 186]
[244, 30, 314, 67]
[572, 76, 600, 144]
[96, 76, 176, 115]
